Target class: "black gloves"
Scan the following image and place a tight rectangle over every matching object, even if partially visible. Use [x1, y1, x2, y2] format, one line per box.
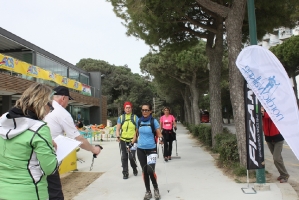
[174, 126, 177, 131]
[159, 137, 164, 143]
[127, 142, 134, 149]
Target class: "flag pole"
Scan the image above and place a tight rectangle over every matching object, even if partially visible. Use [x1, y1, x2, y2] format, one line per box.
[247, 0, 266, 184]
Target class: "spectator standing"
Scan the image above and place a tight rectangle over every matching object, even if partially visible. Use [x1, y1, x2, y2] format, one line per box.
[0, 83, 58, 200]
[45, 86, 101, 200]
[261, 106, 289, 183]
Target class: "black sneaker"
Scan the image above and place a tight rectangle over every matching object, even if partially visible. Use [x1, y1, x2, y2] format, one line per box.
[133, 168, 138, 176]
[143, 190, 152, 200]
[154, 188, 161, 200]
[123, 172, 129, 179]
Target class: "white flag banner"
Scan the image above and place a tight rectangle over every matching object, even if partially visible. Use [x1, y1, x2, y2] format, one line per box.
[236, 45, 299, 160]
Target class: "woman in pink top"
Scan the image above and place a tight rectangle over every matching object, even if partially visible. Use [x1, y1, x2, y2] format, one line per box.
[160, 107, 177, 161]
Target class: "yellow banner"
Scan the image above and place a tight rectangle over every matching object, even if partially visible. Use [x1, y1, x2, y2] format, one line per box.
[0, 54, 85, 93]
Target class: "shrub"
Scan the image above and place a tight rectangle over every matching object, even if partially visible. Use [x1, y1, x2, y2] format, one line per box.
[196, 124, 212, 147]
[189, 124, 196, 135]
[192, 125, 200, 137]
[217, 134, 239, 165]
[203, 125, 212, 147]
[223, 127, 231, 134]
[232, 163, 247, 177]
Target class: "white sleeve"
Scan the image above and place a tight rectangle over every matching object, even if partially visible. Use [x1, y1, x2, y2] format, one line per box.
[60, 112, 80, 139]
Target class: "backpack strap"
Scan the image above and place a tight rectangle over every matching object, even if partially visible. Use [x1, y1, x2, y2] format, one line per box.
[131, 114, 136, 128]
[120, 114, 125, 126]
[150, 118, 156, 136]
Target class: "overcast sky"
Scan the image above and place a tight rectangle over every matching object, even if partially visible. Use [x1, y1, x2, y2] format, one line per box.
[1, 0, 150, 74]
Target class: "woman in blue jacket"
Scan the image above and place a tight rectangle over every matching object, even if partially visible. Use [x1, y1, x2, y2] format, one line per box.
[131, 103, 163, 200]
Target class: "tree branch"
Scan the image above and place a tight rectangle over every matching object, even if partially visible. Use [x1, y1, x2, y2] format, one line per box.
[180, 26, 208, 38]
[184, 15, 217, 33]
[196, 0, 229, 18]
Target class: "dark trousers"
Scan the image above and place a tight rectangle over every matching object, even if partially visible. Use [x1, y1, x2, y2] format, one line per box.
[47, 170, 64, 200]
[137, 148, 158, 191]
[266, 140, 289, 178]
[120, 140, 137, 173]
[162, 129, 173, 157]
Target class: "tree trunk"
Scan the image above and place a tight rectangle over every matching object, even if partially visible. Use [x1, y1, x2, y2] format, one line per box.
[181, 88, 192, 124]
[190, 74, 201, 125]
[292, 75, 299, 106]
[206, 16, 224, 147]
[225, 0, 247, 167]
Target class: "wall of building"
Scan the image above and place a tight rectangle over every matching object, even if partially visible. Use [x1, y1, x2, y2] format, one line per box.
[101, 96, 107, 126]
[260, 26, 299, 98]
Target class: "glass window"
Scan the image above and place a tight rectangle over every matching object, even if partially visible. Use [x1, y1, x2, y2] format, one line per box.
[36, 54, 68, 77]
[80, 73, 89, 85]
[69, 69, 79, 81]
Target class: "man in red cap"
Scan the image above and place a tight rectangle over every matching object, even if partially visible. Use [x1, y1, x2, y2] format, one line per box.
[116, 101, 139, 179]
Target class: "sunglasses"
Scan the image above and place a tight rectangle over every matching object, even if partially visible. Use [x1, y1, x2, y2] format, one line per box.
[141, 109, 150, 112]
[47, 102, 54, 112]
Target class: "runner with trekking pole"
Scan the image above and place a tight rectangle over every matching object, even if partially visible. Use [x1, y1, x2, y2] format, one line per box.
[115, 102, 139, 179]
[160, 106, 177, 161]
[130, 103, 163, 200]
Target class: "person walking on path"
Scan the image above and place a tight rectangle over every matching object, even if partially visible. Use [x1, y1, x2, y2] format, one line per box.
[0, 83, 58, 200]
[131, 103, 163, 200]
[160, 106, 177, 161]
[261, 106, 289, 183]
[115, 101, 139, 179]
[45, 86, 101, 200]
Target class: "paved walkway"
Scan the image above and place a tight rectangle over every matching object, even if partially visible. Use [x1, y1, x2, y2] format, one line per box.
[71, 123, 298, 200]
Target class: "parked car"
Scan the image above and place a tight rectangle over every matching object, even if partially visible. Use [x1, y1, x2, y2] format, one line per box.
[200, 110, 210, 123]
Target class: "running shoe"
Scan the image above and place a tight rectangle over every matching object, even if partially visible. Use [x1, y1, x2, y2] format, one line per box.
[154, 188, 161, 200]
[144, 190, 152, 200]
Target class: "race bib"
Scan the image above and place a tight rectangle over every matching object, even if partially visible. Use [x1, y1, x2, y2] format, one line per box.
[147, 153, 158, 165]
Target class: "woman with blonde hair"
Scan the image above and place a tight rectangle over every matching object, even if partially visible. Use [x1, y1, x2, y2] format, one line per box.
[0, 83, 58, 200]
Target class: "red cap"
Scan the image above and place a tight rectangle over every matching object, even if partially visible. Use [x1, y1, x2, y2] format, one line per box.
[123, 101, 133, 109]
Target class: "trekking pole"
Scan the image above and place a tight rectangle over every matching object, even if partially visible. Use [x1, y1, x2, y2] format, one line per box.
[119, 141, 122, 156]
[161, 144, 170, 193]
[175, 140, 178, 156]
[90, 145, 103, 171]
[126, 143, 142, 172]
[157, 143, 160, 158]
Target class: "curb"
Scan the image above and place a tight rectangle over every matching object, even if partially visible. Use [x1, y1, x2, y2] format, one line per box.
[276, 182, 299, 200]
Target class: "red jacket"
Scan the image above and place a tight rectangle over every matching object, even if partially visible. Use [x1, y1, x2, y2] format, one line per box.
[262, 112, 284, 142]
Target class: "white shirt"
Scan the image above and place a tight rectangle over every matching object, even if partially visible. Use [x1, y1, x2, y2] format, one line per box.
[44, 100, 80, 139]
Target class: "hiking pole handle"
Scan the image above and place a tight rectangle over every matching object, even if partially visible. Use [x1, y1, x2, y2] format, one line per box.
[93, 145, 103, 158]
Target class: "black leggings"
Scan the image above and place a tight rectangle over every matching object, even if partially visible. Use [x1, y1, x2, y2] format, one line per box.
[47, 170, 64, 200]
[120, 140, 137, 173]
[137, 148, 158, 191]
[162, 129, 173, 157]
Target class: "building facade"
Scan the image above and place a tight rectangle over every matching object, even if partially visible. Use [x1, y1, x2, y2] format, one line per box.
[0, 27, 107, 125]
[259, 25, 299, 97]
